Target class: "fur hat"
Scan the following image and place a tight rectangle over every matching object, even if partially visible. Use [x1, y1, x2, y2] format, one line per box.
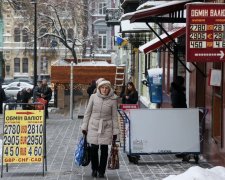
[97, 80, 111, 89]
[96, 78, 105, 86]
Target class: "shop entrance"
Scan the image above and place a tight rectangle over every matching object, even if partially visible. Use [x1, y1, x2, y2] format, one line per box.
[212, 94, 222, 146]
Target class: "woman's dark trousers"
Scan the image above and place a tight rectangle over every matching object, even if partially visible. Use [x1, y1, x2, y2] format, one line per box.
[90, 144, 108, 174]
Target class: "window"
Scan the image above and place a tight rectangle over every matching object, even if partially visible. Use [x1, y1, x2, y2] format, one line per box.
[41, 57, 48, 73]
[22, 58, 28, 73]
[14, 58, 20, 72]
[67, 28, 74, 40]
[98, 31, 107, 49]
[14, 28, 20, 42]
[39, 28, 49, 47]
[99, 2, 107, 15]
[22, 28, 28, 42]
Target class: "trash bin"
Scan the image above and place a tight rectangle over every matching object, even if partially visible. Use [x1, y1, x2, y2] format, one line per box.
[147, 68, 163, 104]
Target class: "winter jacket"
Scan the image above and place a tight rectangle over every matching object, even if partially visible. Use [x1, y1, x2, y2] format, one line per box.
[36, 85, 52, 102]
[87, 84, 96, 97]
[170, 82, 187, 108]
[0, 88, 6, 102]
[121, 91, 138, 104]
[81, 88, 120, 145]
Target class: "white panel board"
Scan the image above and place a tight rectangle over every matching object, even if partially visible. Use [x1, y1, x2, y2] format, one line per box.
[127, 108, 200, 154]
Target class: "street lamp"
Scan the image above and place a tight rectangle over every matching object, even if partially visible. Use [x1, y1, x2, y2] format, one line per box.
[31, 0, 37, 87]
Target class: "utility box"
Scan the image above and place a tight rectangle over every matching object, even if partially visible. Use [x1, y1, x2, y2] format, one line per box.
[147, 68, 162, 104]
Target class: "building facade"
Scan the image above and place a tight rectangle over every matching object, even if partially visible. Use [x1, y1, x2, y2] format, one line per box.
[1, 0, 83, 81]
[86, 0, 119, 58]
[0, 3, 4, 82]
[119, 0, 225, 164]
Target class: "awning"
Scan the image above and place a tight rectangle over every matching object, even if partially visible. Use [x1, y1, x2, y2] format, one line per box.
[139, 27, 186, 54]
[120, 1, 169, 21]
[137, 1, 168, 11]
[121, 20, 151, 33]
[130, 0, 193, 23]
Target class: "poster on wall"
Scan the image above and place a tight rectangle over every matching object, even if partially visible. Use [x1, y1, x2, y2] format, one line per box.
[209, 69, 221, 86]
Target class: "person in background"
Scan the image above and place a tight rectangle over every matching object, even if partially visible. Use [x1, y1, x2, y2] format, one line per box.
[81, 80, 119, 178]
[121, 82, 138, 104]
[0, 84, 6, 114]
[33, 79, 42, 102]
[87, 80, 96, 97]
[170, 76, 187, 160]
[36, 79, 52, 118]
[16, 90, 23, 105]
[120, 82, 139, 162]
[21, 88, 32, 110]
[8, 95, 17, 110]
[170, 76, 187, 108]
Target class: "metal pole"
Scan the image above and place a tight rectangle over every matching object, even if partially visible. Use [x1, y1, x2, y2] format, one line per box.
[70, 62, 74, 120]
[33, 1, 37, 87]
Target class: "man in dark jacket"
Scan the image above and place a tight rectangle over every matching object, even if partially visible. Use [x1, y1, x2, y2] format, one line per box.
[36, 79, 52, 118]
[87, 80, 96, 97]
[21, 88, 33, 110]
[33, 80, 42, 102]
[0, 84, 6, 114]
[170, 76, 188, 160]
[170, 76, 187, 108]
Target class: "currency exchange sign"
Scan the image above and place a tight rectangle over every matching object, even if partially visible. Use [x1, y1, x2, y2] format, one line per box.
[186, 3, 225, 62]
[3, 110, 44, 164]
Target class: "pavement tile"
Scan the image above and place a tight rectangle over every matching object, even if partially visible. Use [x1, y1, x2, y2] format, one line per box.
[0, 106, 214, 180]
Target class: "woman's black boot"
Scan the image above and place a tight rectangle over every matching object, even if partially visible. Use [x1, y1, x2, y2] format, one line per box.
[92, 170, 97, 178]
[98, 172, 105, 178]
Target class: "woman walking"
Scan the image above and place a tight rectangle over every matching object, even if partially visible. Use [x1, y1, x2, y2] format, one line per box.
[81, 80, 119, 178]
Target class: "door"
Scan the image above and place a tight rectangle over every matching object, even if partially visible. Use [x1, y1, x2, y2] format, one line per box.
[212, 94, 222, 146]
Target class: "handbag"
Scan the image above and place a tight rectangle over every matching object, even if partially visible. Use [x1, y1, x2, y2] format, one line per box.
[74, 135, 90, 166]
[81, 136, 91, 166]
[74, 136, 85, 166]
[107, 141, 119, 170]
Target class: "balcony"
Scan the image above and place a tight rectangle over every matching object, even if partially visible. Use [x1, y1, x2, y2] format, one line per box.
[105, 8, 123, 27]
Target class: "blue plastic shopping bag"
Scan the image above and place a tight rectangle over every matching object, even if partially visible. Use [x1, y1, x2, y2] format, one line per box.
[74, 136, 85, 166]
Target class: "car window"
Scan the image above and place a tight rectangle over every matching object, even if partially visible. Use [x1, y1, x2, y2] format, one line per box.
[8, 82, 32, 87]
[6, 87, 20, 90]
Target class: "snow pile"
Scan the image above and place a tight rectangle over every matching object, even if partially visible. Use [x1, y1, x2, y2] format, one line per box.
[163, 166, 225, 180]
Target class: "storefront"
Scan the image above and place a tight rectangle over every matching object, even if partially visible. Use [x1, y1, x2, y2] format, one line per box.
[127, 0, 225, 153]
[128, 0, 192, 108]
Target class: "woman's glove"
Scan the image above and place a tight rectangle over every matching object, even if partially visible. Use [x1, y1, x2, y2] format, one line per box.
[82, 130, 87, 135]
[113, 135, 117, 141]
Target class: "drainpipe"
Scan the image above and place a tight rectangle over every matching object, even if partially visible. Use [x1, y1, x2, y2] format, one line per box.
[157, 26, 162, 67]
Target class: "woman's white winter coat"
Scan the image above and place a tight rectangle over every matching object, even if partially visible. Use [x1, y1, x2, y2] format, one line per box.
[81, 89, 120, 145]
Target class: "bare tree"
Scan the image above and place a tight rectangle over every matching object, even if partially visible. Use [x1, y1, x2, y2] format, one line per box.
[6, 0, 87, 64]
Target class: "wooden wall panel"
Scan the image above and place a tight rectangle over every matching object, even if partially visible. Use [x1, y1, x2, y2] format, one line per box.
[51, 66, 116, 85]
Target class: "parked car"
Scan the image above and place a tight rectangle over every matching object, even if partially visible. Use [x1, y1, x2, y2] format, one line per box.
[4, 86, 23, 98]
[14, 77, 33, 84]
[3, 82, 33, 89]
[2, 79, 14, 86]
